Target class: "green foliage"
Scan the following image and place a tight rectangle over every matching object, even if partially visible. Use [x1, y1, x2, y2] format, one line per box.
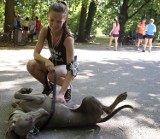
[68, 9, 81, 34]
[95, 0, 160, 35]
[1, 0, 160, 38]
[0, 1, 4, 30]
[14, 0, 49, 26]
[67, 0, 82, 34]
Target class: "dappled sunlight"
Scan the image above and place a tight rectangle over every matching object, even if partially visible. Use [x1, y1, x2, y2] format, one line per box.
[112, 67, 123, 72]
[121, 72, 130, 76]
[96, 86, 106, 90]
[138, 78, 146, 81]
[0, 50, 33, 61]
[1, 64, 27, 71]
[99, 106, 160, 138]
[148, 93, 160, 101]
[1, 73, 17, 76]
[116, 116, 160, 139]
[76, 49, 160, 62]
[148, 93, 160, 97]
[0, 82, 16, 89]
[98, 61, 118, 65]
[76, 70, 95, 80]
[133, 66, 145, 69]
[88, 64, 95, 67]
[108, 82, 117, 85]
[76, 75, 90, 80]
[0, 77, 37, 90]
[1, 48, 160, 139]
[97, 95, 141, 109]
[156, 82, 160, 85]
[135, 114, 156, 126]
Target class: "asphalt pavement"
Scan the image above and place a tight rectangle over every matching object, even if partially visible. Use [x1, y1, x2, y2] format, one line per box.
[0, 45, 160, 139]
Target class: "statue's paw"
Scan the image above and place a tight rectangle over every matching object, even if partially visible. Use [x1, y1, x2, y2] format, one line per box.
[19, 88, 33, 94]
[116, 92, 127, 102]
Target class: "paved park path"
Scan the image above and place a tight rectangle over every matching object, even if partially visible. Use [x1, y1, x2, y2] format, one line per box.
[0, 46, 160, 139]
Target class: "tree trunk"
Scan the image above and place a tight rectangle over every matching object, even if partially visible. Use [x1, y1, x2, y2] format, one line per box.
[4, 0, 15, 32]
[76, 0, 88, 42]
[84, 0, 97, 40]
[118, 0, 129, 41]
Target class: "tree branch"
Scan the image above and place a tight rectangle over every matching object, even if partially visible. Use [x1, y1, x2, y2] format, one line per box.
[128, 0, 152, 19]
[128, 0, 135, 8]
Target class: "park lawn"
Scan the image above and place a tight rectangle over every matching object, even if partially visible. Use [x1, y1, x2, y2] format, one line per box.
[0, 35, 159, 50]
[0, 35, 109, 50]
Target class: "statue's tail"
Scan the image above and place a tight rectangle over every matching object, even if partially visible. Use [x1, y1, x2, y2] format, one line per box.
[100, 105, 133, 123]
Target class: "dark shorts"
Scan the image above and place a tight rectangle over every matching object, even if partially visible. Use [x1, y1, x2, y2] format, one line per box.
[35, 30, 40, 35]
[23, 26, 29, 31]
[112, 34, 119, 37]
[49, 57, 65, 66]
[144, 34, 154, 39]
[138, 33, 143, 39]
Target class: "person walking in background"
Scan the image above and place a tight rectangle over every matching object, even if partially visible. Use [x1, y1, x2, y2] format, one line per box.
[13, 15, 22, 30]
[13, 15, 22, 43]
[142, 18, 156, 52]
[35, 16, 41, 38]
[22, 17, 30, 42]
[109, 17, 120, 51]
[29, 17, 36, 42]
[137, 18, 146, 50]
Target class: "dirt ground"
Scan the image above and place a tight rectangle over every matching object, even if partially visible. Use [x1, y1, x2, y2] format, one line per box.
[0, 45, 160, 139]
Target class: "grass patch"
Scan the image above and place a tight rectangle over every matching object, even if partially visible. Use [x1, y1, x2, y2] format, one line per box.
[75, 35, 109, 48]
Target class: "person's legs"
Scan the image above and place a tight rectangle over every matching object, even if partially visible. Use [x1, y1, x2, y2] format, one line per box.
[148, 38, 153, 52]
[48, 65, 66, 86]
[137, 39, 142, 50]
[48, 65, 72, 102]
[114, 37, 118, 50]
[28, 32, 33, 42]
[109, 36, 113, 48]
[35, 30, 40, 40]
[26, 30, 29, 41]
[24, 31, 27, 41]
[29, 30, 34, 42]
[137, 33, 143, 50]
[23, 28, 28, 42]
[142, 38, 148, 52]
[26, 59, 48, 85]
[27, 59, 67, 86]
[27, 60, 72, 101]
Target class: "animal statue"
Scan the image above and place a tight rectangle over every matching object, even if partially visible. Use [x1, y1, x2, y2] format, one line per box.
[5, 88, 133, 138]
